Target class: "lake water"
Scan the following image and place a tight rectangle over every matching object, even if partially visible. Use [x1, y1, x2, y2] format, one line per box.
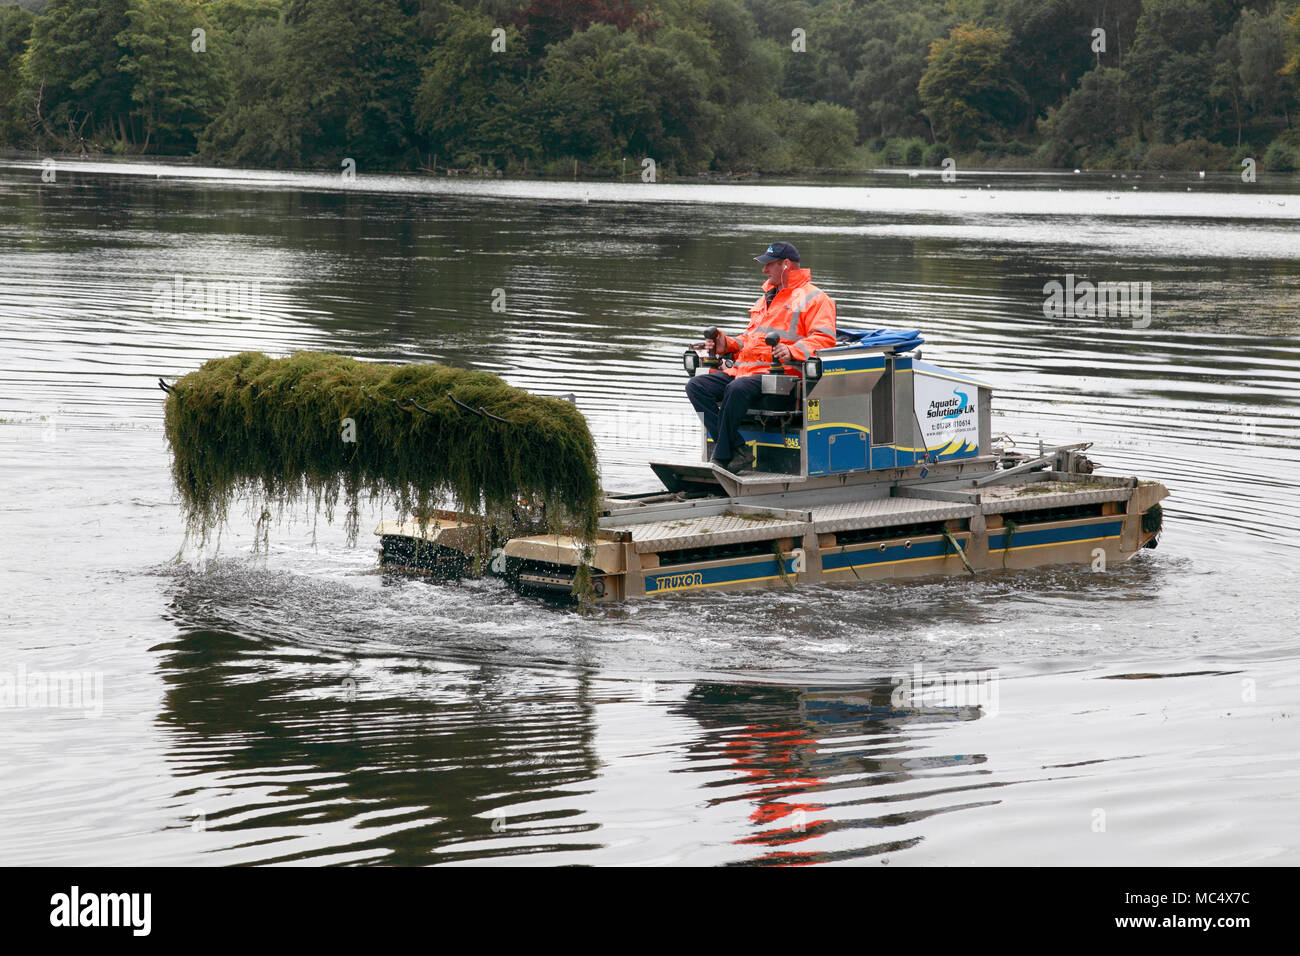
[1, 156, 1297, 866]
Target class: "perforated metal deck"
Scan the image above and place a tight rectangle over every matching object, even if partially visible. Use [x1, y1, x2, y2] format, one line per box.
[722, 469, 808, 485]
[978, 481, 1133, 514]
[600, 480, 1133, 554]
[810, 497, 976, 533]
[604, 512, 810, 553]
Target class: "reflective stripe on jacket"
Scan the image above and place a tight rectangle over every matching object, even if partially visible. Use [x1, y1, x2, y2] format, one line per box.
[720, 269, 837, 378]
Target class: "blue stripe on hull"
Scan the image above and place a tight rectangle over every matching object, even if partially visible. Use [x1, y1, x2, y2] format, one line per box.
[822, 537, 963, 572]
[989, 520, 1123, 551]
[644, 556, 797, 594]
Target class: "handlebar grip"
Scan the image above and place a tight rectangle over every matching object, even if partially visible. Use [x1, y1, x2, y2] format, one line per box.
[764, 332, 787, 372]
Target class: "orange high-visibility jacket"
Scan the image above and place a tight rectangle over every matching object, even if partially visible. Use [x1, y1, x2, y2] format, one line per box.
[720, 269, 837, 378]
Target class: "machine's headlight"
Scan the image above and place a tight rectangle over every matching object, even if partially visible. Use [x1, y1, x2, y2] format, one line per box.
[683, 349, 700, 375]
[802, 356, 822, 381]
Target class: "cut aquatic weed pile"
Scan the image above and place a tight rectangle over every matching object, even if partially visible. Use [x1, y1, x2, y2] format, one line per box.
[163, 351, 601, 558]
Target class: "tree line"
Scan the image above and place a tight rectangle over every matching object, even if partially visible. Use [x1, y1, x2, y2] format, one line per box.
[2, 0, 1299, 174]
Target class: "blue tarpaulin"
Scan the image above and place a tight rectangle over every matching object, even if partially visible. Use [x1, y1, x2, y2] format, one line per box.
[835, 328, 924, 352]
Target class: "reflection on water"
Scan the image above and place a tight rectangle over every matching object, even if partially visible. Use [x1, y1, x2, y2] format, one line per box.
[153, 610, 1002, 865]
[1, 159, 1298, 865]
[155, 628, 603, 865]
[680, 682, 991, 866]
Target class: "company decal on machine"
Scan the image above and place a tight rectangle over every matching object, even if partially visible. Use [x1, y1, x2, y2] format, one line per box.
[648, 572, 704, 592]
[914, 376, 978, 453]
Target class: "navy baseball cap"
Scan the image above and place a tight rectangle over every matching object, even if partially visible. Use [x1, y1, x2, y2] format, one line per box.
[755, 241, 799, 263]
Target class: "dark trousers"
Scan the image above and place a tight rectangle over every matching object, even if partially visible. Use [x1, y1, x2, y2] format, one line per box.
[685, 371, 764, 460]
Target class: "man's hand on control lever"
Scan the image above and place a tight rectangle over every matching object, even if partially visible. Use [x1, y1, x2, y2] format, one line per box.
[695, 328, 727, 355]
[771, 342, 793, 363]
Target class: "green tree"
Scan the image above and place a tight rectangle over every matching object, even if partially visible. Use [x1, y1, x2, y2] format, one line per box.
[282, 0, 421, 168]
[203, 0, 420, 169]
[1237, 5, 1295, 133]
[974, 0, 1089, 132]
[512, 0, 656, 60]
[1210, 3, 1299, 147]
[535, 22, 715, 167]
[784, 99, 856, 166]
[196, 12, 298, 166]
[414, 6, 531, 168]
[0, 4, 36, 147]
[19, 0, 134, 148]
[1126, 0, 1228, 143]
[918, 22, 1026, 148]
[742, 0, 809, 48]
[700, 0, 780, 109]
[207, 0, 283, 34]
[849, 6, 948, 140]
[1286, 1, 1300, 77]
[115, 0, 224, 153]
[791, 1, 869, 107]
[1038, 66, 1130, 160]
[712, 101, 793, 171]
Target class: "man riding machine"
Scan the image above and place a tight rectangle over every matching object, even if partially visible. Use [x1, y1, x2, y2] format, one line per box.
[685, 241, 837, 473]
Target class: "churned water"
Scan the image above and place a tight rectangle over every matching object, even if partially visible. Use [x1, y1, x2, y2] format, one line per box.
[1, 157, 1297, 865]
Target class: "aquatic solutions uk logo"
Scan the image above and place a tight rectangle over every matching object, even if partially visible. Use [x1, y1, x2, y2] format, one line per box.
[49, 887, 151, 936]
[1042, 274, 1152, 328]
[915, 377, 979, 455]
[927, 390, 972, 421]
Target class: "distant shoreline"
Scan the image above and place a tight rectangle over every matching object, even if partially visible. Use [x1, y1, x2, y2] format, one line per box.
[4, 148, 1297, 190]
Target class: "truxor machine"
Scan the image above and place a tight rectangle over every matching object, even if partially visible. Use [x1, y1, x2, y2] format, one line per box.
[375, 329, 1168, 600]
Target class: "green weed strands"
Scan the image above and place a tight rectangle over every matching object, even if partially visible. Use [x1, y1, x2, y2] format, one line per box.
[163, 351, 601, 598]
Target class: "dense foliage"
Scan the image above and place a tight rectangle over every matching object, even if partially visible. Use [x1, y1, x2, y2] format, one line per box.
[163, 351, 602, 552]
[3, 0, 1300, 171]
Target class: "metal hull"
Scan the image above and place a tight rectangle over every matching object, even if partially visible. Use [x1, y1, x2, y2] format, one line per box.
[376, 463, 1169, 602]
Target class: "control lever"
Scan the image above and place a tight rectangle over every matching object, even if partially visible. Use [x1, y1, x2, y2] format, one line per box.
[695, 327, 723, 369]
[765, 331, 786, 374]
